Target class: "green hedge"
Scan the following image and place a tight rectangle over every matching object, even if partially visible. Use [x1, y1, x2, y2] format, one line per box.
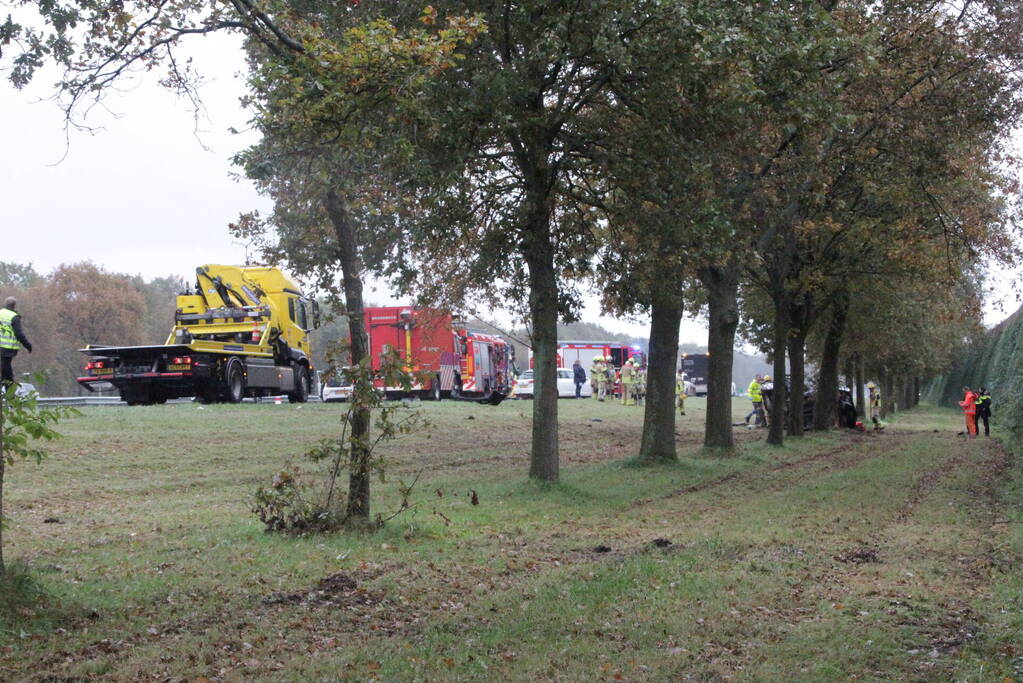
[925, 306, 1023, 451]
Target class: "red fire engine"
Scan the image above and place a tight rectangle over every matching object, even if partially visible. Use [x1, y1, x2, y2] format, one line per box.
[365, 306, 511, 404]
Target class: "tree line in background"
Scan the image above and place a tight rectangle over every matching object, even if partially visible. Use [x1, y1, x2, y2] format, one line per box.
[5, 1, 1022, 506]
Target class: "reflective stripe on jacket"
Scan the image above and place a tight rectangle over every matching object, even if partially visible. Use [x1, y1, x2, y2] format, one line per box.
[0, 308, 20, 351]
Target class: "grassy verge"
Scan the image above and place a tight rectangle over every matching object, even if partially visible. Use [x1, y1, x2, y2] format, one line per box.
[0, 398, 1019, 680]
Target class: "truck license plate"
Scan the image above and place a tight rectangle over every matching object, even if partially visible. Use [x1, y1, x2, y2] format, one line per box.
[167, 364, 191, 371]
[92, 368, 114, 376]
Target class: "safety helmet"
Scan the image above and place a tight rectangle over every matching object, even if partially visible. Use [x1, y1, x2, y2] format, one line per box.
[764, 375, 772, 381]
[867, 381, 877, 389]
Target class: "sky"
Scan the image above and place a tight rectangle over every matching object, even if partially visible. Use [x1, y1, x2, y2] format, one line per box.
[2, 34, 1019, 345]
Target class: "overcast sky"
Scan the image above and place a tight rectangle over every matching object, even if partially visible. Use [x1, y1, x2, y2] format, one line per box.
[2, 34, 1019, 344]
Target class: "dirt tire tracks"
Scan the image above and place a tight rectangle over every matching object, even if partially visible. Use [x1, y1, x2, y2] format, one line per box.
[626, 432, 913, 513]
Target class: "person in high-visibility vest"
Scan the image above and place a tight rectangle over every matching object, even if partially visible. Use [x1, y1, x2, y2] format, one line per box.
[620, 359, 637, 405]
[0, 297, 33, 385]
[745, 374, 764, 428]
[676, 370, 689, 415]
[975, 387, 992, 437]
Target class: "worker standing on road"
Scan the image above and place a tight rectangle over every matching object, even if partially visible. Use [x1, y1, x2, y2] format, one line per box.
[975, 387, 992, 437]
[620, 359, 636, 405]
[572, 359, 586, 399]
[745, 374, 764, 428]
[590, 356, 604, 401]
[0, 297, 33, 386]
[676, 370, 688, 416]
[959, 386, 978, 437]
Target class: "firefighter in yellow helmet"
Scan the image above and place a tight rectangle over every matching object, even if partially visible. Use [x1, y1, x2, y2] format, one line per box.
[620, 358, 636, 405]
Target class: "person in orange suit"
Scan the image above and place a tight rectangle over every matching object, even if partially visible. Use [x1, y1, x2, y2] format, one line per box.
[958, 386, 978, 437]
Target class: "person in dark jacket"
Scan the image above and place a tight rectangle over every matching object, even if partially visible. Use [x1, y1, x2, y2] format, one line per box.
[0, 297, 33, 385]
[572, 360, 586, 398]
[975, 387, 992, 437]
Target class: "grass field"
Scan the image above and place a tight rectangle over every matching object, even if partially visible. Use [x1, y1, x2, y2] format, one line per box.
[1, 397, 1021, 680]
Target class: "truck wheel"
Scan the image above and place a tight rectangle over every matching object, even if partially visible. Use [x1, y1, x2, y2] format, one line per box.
[430, 376, 442, 401]
[289, 366, 310, 403]
[224, 359, 245, 404]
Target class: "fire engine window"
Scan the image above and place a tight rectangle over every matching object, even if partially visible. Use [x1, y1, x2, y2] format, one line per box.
[288, 297, 296, 323]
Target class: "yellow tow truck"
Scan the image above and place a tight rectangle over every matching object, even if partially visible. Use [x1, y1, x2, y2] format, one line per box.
[77, 265, 319, 405]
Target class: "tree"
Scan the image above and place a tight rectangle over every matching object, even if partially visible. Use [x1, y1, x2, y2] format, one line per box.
[0, 262, 41, 290]
[45, 263, 147, 390]
[232, 9, 482, 523]
[389, 0, 660, 480]
[740, 0, 1022, 443]
[587, 1, 848, 454]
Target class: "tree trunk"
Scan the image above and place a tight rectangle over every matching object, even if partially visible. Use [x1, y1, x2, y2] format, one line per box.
[768, 293, 788, 446]
[814, 293, 849, 430]
[854, 354, 866, 420]
[638, 292, 683, 463]
[524, 210, 559, 481]
[325, 189, 372, 523]
[881, 371, 894, 419]
[700, 262, 740, 451]
[787, 327, 807, 438]
[913, 377, 920, 407]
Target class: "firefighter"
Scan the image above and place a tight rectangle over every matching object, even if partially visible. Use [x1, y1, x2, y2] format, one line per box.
[635, 362, 647, 405]
[868, 382, 883, 430]
[620, 358, 636, 405]
[745, 374, 764, 428]
[590, 356, 604, 401]
[600, 358, 613, 401]
[975, 387, 992, 437]
[676, 370, 688, 415]
[0, 297, 33, 385]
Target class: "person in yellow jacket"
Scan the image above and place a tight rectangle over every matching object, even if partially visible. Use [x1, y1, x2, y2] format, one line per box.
[0, 297, 33, 385]
[745, 374, 764, 428]
[620, 358, 637, 405]
[590, 356, 605, 401]
[868, 382, 883, 429]
[675, 370, 689, 415]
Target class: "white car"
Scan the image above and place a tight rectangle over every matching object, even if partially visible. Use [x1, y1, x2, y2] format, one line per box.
[513, 368, 592, 399]
[14, 382, 38, 399]
[320, 373, 352, 402]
